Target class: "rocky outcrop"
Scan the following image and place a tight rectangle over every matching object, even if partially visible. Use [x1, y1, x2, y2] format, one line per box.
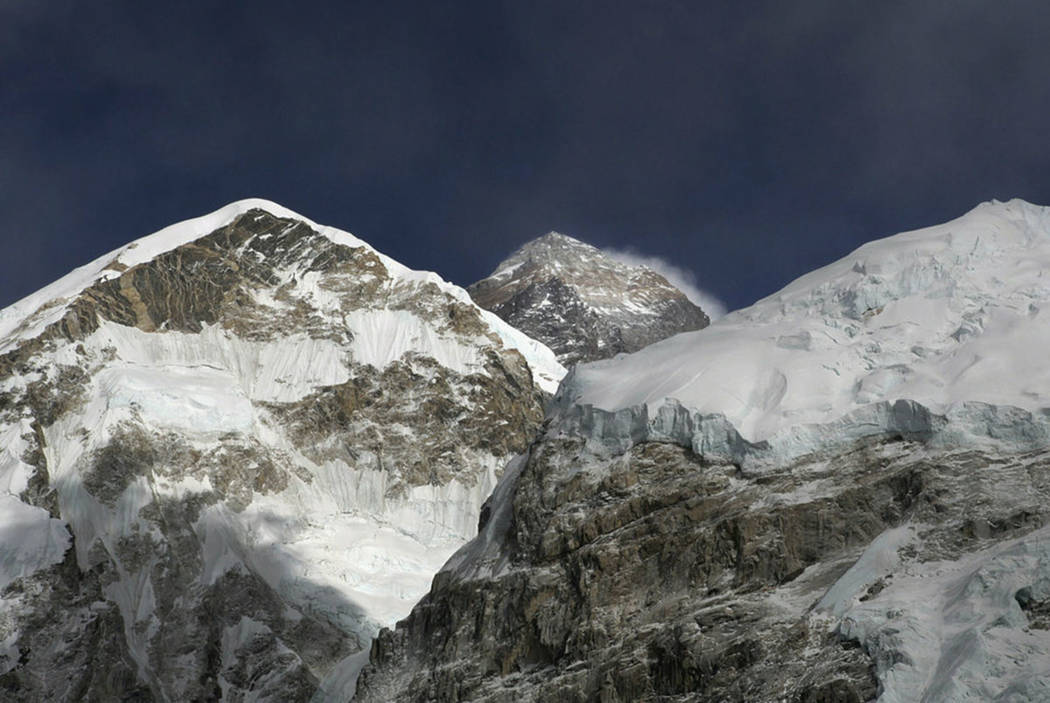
[356, 403, 1050, 702]
[360, 201, 1050, 701]
[469, 232, 709, 365]
[0, 202, 563, 701]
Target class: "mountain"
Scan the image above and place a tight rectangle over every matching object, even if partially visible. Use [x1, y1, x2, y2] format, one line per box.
[468, 232, 710, 365]
[0, 200, 564, 701]
[357, 199, 1050, 702]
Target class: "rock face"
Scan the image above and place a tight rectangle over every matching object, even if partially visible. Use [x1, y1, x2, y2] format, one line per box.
[468, 232, 709, 365]
[0, 200, 564, 701]
[357, 200, 1050, 702]
[358, 410, 1050, 702]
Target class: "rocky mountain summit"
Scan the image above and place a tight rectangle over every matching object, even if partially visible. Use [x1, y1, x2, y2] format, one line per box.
[357, 199, 1050, 702]
[0, 200, 564, 701]
[468, 232, 710, 365]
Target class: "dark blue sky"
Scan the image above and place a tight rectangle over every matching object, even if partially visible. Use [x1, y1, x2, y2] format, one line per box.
[3, 1, 1050, 313]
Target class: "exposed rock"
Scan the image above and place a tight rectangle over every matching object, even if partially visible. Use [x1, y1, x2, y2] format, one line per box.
[469, 232, 709, 365]
[359, 200, 1050, 702]
[0, 201, 564, 700]
[356, 411, 1050, 702]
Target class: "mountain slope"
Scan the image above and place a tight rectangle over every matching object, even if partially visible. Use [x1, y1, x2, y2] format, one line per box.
[468, 232, 709, 365]
[564, 198, 1050, 443]
[0, 200, 564, 701]
[357, 199, 1050, 702]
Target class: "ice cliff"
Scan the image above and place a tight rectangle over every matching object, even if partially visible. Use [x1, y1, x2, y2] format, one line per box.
[357, 199, 1050, 702]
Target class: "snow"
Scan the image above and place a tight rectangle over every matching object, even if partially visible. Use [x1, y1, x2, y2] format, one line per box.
[540, 200, 1050, 700]
[816, 524, 917, 617]
[3, 191, 1050, 698]
[343, 309, 480, 375]
[97, 364, 256, 435]
[563, 199, 1050, 444]
[0, 198, 564, 697]
[6, 311, 514, 688]
[474, 229, 711, 364]
[440, 453, 527, 581]
[0, 198, 565, 394]
[312, 648, 371, 703]
[92, 321, 351, 404]
[24, 368, 499, 684]
[476, 307, 565, 393]
[0, 423, 35, 496]
[0, 200, 308, 347]
[0, 495, 70, 591]
[237, 457, 502, 634]
[834, 524, 1050, 702]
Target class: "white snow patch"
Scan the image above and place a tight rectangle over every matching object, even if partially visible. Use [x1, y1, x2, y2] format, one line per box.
[0, 495, 70, 591]
[344, 309, 479, 374]
[97, 364, 255, 436]
[93, 322, 350, 404]
[237, 458, 501, 634]
[836, 524, 1050, 702]
[817, 525, 916, 617]
[0, 422, 35, 496]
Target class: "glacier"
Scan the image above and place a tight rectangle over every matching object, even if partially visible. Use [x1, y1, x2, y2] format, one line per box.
[356, 198, 1050, 702]
[548, 198, 1050, 702]
[6, 194, 1050, 701]
[563, 198, 1050, 441]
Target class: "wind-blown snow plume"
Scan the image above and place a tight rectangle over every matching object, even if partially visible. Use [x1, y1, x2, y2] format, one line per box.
[469, 233, 712, 365]
[606, 248, 727, 319]
[357, 198, 1050, 703]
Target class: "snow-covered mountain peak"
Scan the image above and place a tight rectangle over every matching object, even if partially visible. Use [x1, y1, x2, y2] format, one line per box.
[524, 230, 581, 245]
[484, 230, 659, 291]
[0, 202, 566, 699]
[470, 231, 710, 365]
[1, 199, 326, 340]
[358, 198, 1050, 703]
[763, 197, 1050, 318]
[511, 230, 597, 256]
[562, 198, 1050, 443]
[0, 200, 563, 392]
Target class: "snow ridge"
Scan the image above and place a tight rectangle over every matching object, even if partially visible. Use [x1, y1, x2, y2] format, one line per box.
[543, 197, 1050, 703]
[565, 198, 1050, 441]
[0, 199, 564, 392]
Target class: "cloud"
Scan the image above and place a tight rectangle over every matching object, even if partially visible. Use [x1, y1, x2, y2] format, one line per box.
[606, 248, 728, 320]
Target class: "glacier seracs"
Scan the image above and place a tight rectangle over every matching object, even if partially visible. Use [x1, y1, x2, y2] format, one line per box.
[547, 198, 1050, 701]
[564, 198, 1050, 442]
